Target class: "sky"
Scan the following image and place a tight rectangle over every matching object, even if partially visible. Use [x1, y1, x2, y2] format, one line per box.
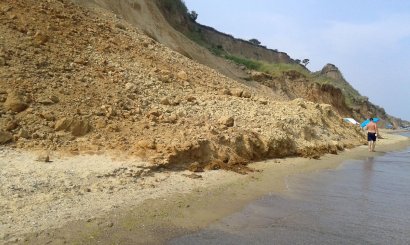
[184, 0, 410, 121]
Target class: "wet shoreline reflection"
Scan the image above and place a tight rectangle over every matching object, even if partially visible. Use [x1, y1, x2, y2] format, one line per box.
[170, 147, 410, 245]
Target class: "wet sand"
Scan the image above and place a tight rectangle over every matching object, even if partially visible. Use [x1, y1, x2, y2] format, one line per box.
[10, 132, 410, 244]
[171, 144, 410, 244]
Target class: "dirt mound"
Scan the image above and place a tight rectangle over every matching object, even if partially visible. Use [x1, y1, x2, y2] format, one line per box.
[0, 0, 365, 171]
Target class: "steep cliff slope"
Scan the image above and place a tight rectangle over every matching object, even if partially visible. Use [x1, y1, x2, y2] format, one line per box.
[248, 64, 402, 127]
[316, 64, 403, 127]
[0, 0, 365, 171]
[154, 1, 405, 127]
[249, 70, 352, 116]
[71, 0, 248, 82]
[156, 0, 295, 64]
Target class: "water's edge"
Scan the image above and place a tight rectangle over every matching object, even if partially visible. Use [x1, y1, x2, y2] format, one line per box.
[22, 133, 410, 244]
[171, 135, 410, 244]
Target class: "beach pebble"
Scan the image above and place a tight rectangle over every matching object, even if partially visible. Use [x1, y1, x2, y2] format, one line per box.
[36, 152, 50, 162]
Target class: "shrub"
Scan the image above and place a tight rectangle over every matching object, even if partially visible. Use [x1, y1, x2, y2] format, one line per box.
[259, 62, 310, 77]
[188, 10, 198, 21]
[224, 55, 262, 70]
[209, 44, 225, 56]
[249, 38, 261, 45]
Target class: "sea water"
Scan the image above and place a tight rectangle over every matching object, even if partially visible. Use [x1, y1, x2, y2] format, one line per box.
[170, 135, 410, 244]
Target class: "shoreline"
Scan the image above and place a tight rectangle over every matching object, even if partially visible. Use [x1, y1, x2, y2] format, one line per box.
[1, 132, 409, 244]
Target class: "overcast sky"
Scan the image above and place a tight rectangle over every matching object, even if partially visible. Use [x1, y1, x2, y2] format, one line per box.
[184, 0, 410, 121]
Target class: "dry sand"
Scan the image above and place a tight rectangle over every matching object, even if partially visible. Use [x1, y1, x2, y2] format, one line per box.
[0, 131, 408, 244]
[0, 148, 243, 243]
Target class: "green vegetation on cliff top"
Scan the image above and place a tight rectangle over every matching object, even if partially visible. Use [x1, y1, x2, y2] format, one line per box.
[156, 0, 369, 109]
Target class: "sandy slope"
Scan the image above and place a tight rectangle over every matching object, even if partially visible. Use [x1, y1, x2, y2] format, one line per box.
[1, 0, 366, 171]
[71, 0, 249, 81]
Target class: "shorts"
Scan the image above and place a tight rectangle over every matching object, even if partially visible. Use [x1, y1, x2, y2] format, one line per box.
[367, 132, 377, 142]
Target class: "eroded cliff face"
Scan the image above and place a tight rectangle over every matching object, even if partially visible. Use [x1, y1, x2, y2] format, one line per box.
[319, 64, 399, 127]
[320, 63, 345, 80]
[0, 0, 366, 172]
[250, 71, 352, 117]
[159, 1, 408, 127]
[197, 25, 294, 64]
[156, 2, 406, 126]
[156, 0, 294, 64]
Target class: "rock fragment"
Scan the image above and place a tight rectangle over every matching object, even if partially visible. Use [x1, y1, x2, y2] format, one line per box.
[177, 70, 188, 81]
[0, 130, 13, 144]
[4, 92, 28, 113]
[36, 151, 50, 162]
[218, 116, 234, 127]
[55, 117, 92, 136]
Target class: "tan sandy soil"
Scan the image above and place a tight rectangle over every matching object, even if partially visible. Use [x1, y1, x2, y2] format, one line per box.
[1, 132, 408, 244]
[1, 0, 366, 172]
[0, 147, 244, 243]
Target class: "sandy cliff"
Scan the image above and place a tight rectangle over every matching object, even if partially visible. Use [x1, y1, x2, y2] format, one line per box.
[0, 0, 366, 171]
[3, 1, 404, 243]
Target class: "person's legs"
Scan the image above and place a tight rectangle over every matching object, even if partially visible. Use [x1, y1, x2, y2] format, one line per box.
[367, 133, 376, 152]
[367, 133, 372, 152]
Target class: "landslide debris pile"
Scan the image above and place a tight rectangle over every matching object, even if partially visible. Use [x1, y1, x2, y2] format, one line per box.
[0, 0, 364, 172]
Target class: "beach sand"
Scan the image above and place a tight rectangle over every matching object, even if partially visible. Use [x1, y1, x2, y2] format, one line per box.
[1, 131, 409, 244]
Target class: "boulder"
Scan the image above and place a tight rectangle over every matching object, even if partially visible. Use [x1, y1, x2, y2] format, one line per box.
[163, 114, 178, 124]
[147, 109, 161, 118]
[49, 95, 60, 103]
[36, 152, 50, 162]
[115, 23, 126, 30]
[71, 119, 92, 136]
[4, 119, 18, 131]
[125, 82, 137, 92]
[220, 89, 231, 96]
[38, 98, 55, 105]
[160, 97, 171, 105]
[231, 88, 243, 97]
[219, 116, 235, 127]
[177, 70, 188, 81]
[188, 162, 203, 172]
[137, 139, 156, 149]
[55, 118, 70, 131]
[17, 129, 30, 139]
[55, 117, 91, 136]
[4, 92, 28, 113]
[40, 111, 56, 121]
[0, 130, 13, 144]
[259, 99, 268, 105]
[34, 31, 49, 45]
[0, 57, 5, 66]
[242, 91, 252, 98]
[186, 96, 196, 102]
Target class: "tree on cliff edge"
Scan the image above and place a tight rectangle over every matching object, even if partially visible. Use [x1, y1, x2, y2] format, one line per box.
[249, 38, 261, 45]
[188, 11, 198, 21]
[302, 59, 310, 67]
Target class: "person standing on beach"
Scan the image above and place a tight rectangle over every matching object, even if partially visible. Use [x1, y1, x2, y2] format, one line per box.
[365, 118, 379, 152]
